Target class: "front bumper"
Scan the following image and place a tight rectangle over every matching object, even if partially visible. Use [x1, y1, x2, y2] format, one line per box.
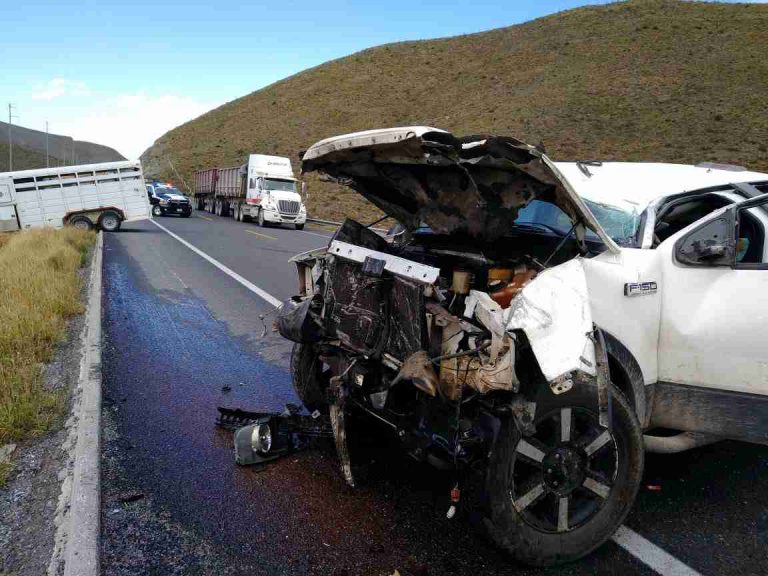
[162, 202, 191, 214]
[262, 208, 306, 224]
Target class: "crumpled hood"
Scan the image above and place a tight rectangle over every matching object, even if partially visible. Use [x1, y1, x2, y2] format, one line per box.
[302, 126, 617, 249]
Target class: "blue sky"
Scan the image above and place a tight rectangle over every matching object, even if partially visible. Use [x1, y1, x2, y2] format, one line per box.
[0, 0, 760, 158]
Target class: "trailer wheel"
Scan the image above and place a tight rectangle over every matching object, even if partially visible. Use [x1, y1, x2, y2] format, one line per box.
[483, 385, 643, 566]
[152, 205, 163, 217]
[98, 210, 122, 232]
[68, 215, 94, 231]
[290, 343, 330, 413]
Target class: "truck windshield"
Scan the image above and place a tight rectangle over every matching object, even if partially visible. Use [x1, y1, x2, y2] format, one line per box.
[264, 179, 296, 193]
[156, 186, 181, 195]
[515, 199, 640, 246]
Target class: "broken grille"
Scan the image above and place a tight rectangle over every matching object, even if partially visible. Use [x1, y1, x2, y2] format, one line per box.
[279, 199, 300, 215]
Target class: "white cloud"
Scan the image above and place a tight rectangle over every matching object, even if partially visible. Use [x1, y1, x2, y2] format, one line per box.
[53, 92, 218, 159]
[31, 77, 91, 101]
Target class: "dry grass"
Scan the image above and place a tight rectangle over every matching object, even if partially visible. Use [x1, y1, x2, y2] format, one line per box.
[141, 0, 768, 223]
[0, 228, 94, 483]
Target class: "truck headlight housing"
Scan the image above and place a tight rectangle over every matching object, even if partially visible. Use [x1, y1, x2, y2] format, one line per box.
[251, 423, 272, 454]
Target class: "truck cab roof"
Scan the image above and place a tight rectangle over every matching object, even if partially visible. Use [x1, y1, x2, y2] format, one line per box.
[554, 161, 768, 212]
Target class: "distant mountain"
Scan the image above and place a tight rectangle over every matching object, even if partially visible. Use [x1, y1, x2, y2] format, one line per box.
[0, 142, 52, 172]
[141, 0, 768, 223]
[0, 120, 124, 172]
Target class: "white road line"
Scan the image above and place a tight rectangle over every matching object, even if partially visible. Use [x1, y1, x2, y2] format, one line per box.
[612, 526, 703, 576]
[151, 219, 283, 308]
[301, 229, 334, 239]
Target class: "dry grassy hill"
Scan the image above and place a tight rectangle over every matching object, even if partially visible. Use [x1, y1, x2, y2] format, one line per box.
[0, 121, 124, 173]
[141, 0, 768, 223]
[0, 143, 62, 172]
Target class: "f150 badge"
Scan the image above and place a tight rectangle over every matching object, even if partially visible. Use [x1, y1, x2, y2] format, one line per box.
[624, 281, 658, 297]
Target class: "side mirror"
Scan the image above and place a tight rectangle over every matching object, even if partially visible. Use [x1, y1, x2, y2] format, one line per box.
[301, 181, 308, 201]
[675, 212, 735, 267]
[694, 243, 727, 260]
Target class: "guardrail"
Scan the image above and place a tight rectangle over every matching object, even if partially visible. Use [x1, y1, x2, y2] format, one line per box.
[306, 217, 388, 233]
[306, 217, 342, 227]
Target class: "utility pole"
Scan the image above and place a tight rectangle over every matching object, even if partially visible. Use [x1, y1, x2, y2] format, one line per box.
[45, 121, 50, 167]
[7, 103, 18, 171]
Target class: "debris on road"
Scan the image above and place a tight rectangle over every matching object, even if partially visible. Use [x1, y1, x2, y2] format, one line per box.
[216, 405, 332, 466]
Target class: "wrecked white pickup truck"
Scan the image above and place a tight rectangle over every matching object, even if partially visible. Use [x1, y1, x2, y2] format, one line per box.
[276, 127, 768, 566]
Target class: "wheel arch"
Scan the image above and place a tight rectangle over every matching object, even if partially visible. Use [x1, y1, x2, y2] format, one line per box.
[64, 207, 125, 225]
[601, 330, 649, 427]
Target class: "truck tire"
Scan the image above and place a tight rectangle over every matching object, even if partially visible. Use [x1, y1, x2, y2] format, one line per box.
[295, 223, 305, 230]
[98, 210, 122, 231]
[152, 205, 163, 217]
[483, 385, 643, 567]
[68, 215, 93, 231]
[290, 343, 330, 413]
[257, 209, 266, 227]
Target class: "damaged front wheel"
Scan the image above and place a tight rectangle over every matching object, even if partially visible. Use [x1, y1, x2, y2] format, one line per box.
[484, 385, 643, 566]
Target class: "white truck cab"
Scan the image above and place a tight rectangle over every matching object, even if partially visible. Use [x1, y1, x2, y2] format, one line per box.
[245, 155, 306, 229]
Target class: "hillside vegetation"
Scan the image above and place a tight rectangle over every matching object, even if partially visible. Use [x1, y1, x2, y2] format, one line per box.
[0, 121, 124, 173]
[0, 143, 62, 172]
[141, 0, 768, 223]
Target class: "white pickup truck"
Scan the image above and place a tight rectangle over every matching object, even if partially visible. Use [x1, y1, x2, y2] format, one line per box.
[277, 127, 768, 566]
[0, 160, 150, 232]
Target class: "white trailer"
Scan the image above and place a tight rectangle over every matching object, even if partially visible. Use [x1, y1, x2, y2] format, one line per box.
[0, 160, 150, 232]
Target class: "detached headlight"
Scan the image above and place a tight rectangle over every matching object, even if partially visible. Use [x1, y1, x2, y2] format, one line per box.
[251, 423, 272, 454]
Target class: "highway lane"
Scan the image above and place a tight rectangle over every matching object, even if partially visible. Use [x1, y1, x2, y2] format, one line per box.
[101, 211, 768, 575]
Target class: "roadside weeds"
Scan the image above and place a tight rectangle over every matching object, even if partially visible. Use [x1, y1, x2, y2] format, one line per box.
[0, 228, 94, 484]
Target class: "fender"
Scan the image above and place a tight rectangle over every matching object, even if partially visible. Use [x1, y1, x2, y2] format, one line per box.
[602, 331, 649, 427]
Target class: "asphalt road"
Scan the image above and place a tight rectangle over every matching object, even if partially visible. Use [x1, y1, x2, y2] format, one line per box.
[100, 212, 768, 576]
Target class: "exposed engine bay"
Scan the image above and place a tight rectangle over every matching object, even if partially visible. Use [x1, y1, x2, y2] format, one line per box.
[280, 216, 605, 487]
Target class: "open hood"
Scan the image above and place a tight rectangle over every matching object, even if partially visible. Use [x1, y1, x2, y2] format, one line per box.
[302, 127, 618, 251]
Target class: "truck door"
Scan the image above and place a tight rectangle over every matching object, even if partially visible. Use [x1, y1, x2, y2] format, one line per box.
[0, 177, 19, 232]
[654, 195, 768, 440]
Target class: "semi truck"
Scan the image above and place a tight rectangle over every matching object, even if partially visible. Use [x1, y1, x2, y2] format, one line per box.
[0, 160, 151, 232]
[194, 154, 306, 229]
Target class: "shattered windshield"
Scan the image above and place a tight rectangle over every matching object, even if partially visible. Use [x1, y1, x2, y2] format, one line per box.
[515, 199, 639, 245]
[264, 178, 296, 193]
